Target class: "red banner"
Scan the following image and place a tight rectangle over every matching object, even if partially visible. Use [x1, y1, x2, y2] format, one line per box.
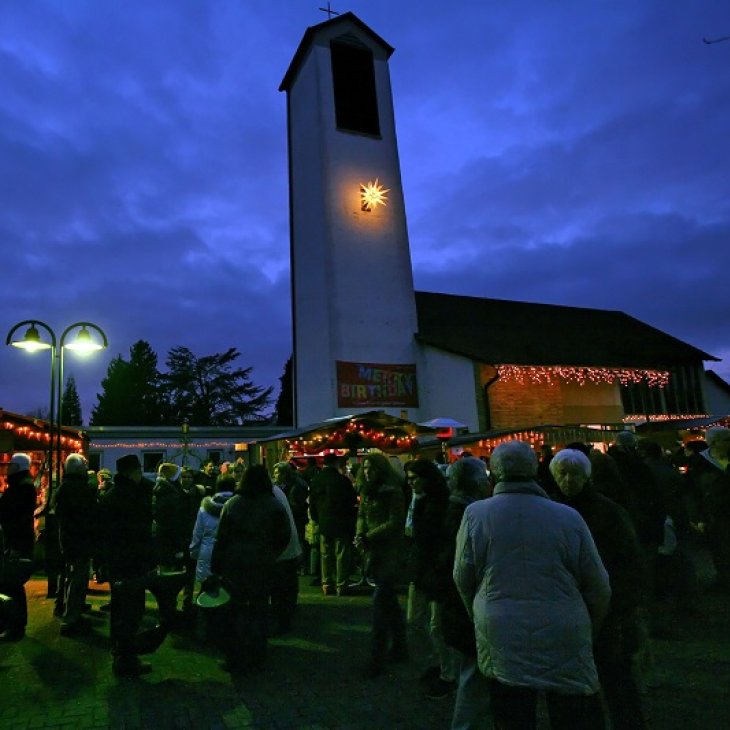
[336, 361, 419, 408]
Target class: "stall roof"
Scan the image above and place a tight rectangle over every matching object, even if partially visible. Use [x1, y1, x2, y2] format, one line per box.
[253, 410, 436, 445]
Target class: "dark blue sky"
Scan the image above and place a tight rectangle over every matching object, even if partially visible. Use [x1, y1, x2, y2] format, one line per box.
[2, 1, 729, 421]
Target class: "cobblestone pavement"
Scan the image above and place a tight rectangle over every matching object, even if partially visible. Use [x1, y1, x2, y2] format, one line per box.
[2, 553, 730, 729]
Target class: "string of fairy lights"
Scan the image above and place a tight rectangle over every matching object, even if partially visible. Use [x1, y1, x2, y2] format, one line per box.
[623, 414, 709, 423]
[287, 419, 417, 454]
[1, 419, 84, 451]
[92, 441, 236, 449]
[496, 365, 671, 387]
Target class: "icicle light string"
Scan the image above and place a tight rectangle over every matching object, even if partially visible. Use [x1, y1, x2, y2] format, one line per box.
[496, 365, 670, 387]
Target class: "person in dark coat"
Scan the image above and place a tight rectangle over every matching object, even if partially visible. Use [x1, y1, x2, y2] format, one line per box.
[177, 467, 206, 616]
[54, 453, 98, 634]
[551, 448, 647, 730]
[210, 464, 290, 674]
[639, 440, 698, 616]
[99, 454, 174, 676]
[439, 456, 492, 729]
[0, 453, 37, 640]
[403, 458, 455, 700]
[310, 453, 357, 596]
[152, 462, 200, 624]
[354, 453, 407, 678]
[608, 432, 666, 554]
[685, 426, 730, 592]
[273, 462, 309, 566]
[152, 462, 189, 570]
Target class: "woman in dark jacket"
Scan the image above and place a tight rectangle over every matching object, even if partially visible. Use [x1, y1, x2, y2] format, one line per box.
[355, 453, 407, 678]
[404, 459, 454, 698]
[210, 465, 290, 674]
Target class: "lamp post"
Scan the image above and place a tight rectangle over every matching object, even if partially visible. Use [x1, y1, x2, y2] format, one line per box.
[5, 320, 57, 490]
[56, 323, 108, 488]
[6, 320, 108, 497]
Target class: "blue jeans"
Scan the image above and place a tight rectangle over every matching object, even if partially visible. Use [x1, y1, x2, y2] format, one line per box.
[371, 578, 406, 662]
[451, 653, 491, 730]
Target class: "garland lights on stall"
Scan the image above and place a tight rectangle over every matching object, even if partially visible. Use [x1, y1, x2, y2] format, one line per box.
[286, 419, 417, 455]
[1, 419, 84, 452]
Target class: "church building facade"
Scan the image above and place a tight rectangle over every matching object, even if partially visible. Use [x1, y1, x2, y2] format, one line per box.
[280, 13, 717, 436]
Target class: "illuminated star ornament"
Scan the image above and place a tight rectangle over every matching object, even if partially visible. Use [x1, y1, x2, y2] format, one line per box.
[360, 179, 390, 211]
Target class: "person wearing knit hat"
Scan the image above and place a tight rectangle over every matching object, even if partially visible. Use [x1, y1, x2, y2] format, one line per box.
[157, 462, 182, 482]
[151, 461, 196, 630]
[0, 453, 37, 641]
[55, 452, 97, 635]
[100, 453, 158, 676]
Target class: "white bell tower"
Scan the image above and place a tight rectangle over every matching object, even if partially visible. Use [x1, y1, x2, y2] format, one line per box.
[280, 13, 420, 427]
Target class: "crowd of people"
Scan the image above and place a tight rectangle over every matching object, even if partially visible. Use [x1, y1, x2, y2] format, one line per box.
[0, 425, 728, 728]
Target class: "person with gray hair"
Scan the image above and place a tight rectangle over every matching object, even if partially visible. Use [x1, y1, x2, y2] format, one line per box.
[454, 440, 611, 729]
[686, 426, 730, 592]
[447, 456, 489, 497]
[550, 449, 647, 730]
[55, 453, 98, 635]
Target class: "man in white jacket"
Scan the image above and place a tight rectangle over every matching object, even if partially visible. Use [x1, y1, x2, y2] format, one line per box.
[454, 440, 611, 729]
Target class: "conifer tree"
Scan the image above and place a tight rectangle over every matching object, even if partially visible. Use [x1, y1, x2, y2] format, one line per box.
[274, 356, 294, 426]
[61, 375, 83, 426]
[161, 346, 273, 425]
[90, 340, 163, 425]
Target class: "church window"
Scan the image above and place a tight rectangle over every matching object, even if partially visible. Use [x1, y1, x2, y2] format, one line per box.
[330, 37, 380, 136]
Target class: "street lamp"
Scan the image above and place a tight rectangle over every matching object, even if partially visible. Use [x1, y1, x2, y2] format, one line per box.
[5, 320, 57, 490]
[56, 322, 108, 487]
[5, 319, 108, 497]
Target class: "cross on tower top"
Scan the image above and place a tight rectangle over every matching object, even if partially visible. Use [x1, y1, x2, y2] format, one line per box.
[318, 3, 339, 20]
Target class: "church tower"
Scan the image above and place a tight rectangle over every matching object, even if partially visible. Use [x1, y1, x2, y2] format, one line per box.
[280, 13, 420, 426]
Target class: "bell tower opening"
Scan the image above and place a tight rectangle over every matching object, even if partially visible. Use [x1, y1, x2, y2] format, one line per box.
[331, 35, 380, 136]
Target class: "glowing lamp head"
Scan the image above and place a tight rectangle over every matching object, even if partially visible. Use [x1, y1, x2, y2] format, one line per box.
[360, 179, 390, 212]
[64, 326, 104, 355]
[11, 323, 52, 352]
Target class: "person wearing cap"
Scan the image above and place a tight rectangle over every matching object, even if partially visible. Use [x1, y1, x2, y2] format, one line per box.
[54, 453, 98, 635]
[0, 453, 36, 640]
[98, 453, 158, 676]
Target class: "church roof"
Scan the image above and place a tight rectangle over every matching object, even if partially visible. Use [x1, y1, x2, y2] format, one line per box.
[414, 291, 716, 369]
[279, 11, 394, 92]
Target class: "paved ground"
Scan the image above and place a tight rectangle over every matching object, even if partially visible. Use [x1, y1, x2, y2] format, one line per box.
[2, 554, 729, 729]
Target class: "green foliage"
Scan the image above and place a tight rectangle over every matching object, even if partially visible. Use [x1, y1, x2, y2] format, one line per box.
[91, 341, 272, 426]
[90, 340, 164, 426]
[274, 356, 293, 426]
[160, 346, 273, 425]
[61, 375, 83, 426]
